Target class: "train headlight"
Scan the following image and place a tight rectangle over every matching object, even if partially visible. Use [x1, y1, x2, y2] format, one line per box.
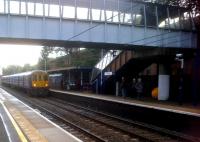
[33, 83, 36, 87]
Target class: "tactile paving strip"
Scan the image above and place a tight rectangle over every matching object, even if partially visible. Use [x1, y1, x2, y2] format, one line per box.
[5, 102, 48, 142]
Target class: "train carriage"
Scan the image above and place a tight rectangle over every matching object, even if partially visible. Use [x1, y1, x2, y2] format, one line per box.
[2, 70, 49, 96]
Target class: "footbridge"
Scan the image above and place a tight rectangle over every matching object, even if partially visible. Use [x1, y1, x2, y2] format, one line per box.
[0, 0, 197, 49]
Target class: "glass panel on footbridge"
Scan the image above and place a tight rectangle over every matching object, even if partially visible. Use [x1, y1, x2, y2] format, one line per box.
[21, 2, 26, 14]
[91, 0, 104, 21]
[105, 0, 117, 22]
[92, 9, 101, 21]
[106, 10, 113, 22]
[77, 7, 89, 20]
[145, 4, 157, 27]
[61, 0, 75, 18]
[46, 0, 59, 17]
[132, 3, 144, 26]
[157, 5, 169, 29]
[119, 0, 132, 24]
[44, 4, 49, 16]
[0, 0, 4, 13]
[27, 2, 34, 15]
[168, 7, 180, 29]
[10, 1, 19, 14]
[112, 11, 119, 23]
[77, 0, 90, 20]
[100, 10, 105, 21]
[180, 9, 192, 30]
[35, 3, 43, 16]
[49, 4, 59, 17]
[63, 6, 75, 19]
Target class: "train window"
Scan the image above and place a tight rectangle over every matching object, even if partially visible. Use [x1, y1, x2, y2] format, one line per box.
[44, 75, 48, 81]
[32, 75, 37, 81]
[41, 75, 43, 81]
[38, 75, 42, 81]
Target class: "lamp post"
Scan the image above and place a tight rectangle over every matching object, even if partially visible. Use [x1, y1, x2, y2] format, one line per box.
[43, 50, 49, 71]
[44, 58, 47, 71]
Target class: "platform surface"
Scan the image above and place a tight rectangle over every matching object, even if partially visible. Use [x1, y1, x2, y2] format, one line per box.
[51, 89, 200, 117]
[0, 113, 10, 142]
[0, 88, 82, 142]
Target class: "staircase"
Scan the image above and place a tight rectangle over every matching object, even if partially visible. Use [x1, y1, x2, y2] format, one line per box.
[91, 50, 137, 93]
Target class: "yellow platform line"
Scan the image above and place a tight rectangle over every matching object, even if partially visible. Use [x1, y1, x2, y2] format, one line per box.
[2, 103, 28, 142]
[4, 102, 48, 142]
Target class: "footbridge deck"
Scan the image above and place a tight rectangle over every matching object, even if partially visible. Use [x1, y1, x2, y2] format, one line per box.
[0, 0, 197, 49]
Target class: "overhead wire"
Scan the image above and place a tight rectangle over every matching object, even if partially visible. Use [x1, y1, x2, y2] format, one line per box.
[66, 3, 139, 41]
[63, 1, 194, 50]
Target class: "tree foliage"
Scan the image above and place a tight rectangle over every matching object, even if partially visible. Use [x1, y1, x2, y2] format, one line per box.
[154, 0, 200, 25]
[36, 46, 101, 70]
[47, 48, 101, 69]
[3, 64, 36, 75]
[70, 48, 101, 67]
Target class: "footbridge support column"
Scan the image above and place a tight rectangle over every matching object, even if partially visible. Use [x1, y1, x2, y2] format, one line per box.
[158, 64, 170, 100]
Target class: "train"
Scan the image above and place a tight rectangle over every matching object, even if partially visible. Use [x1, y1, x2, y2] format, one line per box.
[1, 70, 49, 96]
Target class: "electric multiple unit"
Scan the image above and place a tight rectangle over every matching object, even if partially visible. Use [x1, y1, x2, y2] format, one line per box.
[2, 70, 49, 96]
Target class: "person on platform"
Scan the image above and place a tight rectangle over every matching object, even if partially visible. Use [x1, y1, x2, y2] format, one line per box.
[178, 77, 184, 105]
[135, 78, 143, 99]
[131, 78, 137, 97]
[120, 77, 127, 98]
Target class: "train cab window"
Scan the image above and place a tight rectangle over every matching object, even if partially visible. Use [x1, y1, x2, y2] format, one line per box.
[38, 75, 42, 81]
[44, 75, 48, 81]
[32, 75, 37, 81]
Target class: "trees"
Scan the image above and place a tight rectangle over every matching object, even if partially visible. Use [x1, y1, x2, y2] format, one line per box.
[70, 48, 101, 67]
[42, 48, 101, 70]
[2, 64, 36, 75]
[37, 46, 54, 71]
[3, 65, 21, 75]
[154, 0, 200, 22]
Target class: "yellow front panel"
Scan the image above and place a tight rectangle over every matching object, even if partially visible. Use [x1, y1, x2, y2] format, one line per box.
[32, 81, 48, 88]
[32, 72, 48, 88]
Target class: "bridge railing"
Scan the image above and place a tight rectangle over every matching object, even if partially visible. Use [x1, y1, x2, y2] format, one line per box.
[0, 0, 195, 31]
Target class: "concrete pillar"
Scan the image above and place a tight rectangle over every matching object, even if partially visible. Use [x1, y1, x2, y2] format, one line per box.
[158, 64, 170, 101]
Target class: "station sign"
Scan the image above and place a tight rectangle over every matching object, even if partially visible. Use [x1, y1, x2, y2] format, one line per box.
[104, 71, 112, 76]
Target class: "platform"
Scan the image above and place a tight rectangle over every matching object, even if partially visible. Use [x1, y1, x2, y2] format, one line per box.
[50, 89, 200, 117]
[50, 89, 200, 138]
[0, 88, 82, 142]
[0, 102, 20, 142]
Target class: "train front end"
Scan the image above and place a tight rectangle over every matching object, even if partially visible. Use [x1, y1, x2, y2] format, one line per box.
[31, 71, 49, 96]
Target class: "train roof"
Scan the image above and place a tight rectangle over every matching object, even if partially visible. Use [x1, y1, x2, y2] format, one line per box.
[2, 70, 47, 78]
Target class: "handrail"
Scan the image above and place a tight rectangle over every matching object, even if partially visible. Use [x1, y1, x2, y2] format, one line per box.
[91, 50, 121, 82]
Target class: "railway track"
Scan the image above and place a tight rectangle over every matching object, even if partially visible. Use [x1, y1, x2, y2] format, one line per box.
[42, 97, 199, 142]
[3, 87, 105, 142]
[3, 87, 200, 142]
